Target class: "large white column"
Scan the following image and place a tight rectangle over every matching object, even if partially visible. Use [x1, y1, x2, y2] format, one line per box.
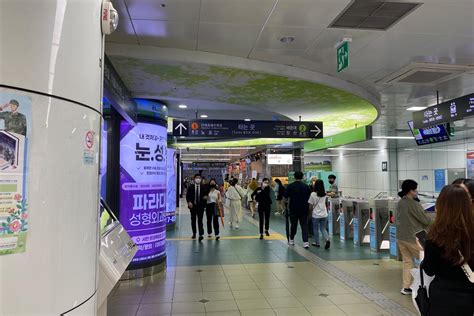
[0, 0, 103, 314]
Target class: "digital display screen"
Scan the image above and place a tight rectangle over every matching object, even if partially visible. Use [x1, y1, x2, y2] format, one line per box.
[407, 120, 450, 146]
[166, 148, 176, 225]
[120, 121, 167, 264]
[267, 154, 293, 165]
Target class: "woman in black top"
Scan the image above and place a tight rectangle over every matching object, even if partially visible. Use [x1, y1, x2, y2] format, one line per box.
[274, 179, 286, 215]
[252, 178, 272, 240]
[421, 184, 474, 316]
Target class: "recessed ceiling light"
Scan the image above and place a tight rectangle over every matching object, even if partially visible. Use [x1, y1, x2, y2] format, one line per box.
[200, 114, 208, 118]
[178, 104, 187, 109]
[244, 119, 251, 122]
[279, 36, 295, 43]
[406, 106, 427, 111]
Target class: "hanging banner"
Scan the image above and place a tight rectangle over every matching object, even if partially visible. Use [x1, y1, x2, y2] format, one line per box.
[0, 92, 32, 255]
[120, 122, 167, 264]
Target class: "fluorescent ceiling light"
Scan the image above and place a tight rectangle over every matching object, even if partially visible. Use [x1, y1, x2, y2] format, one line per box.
[200, 114, 208, 118]
[178, 104, 187, 109]
[244, 119, 251, 122]
[182, 147, 256, 150]
[373, 136, 414, 139]
[182, 158, 231, 162]
[406, 106, 427, 111]
[304, 154, 339, 157]
[328, 147, 385, 151]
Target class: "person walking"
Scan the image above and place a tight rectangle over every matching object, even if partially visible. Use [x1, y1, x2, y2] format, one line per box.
[247, 178, 258, 218]
[206, 179, 222, 240]
[308, 180, 330, 249]
[284, 171, 311, 248]
[225, 178, 246, 229]
[252, 178, 272, 240]
[274, 179, 286, 215]
[186, 174, 208, 242]
[421, 184, 474, 315]
[396, 179, 432, 295]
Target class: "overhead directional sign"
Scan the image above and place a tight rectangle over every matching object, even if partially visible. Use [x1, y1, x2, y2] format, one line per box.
[304, 126, 372, 152]
[412, 93, 474, 129]
[172, 120, 323, 139]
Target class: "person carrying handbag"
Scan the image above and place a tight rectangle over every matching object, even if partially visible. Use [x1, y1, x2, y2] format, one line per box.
[308, 179, 330, 250]
[225, 178, 246, 229]
[206, 179, 222, 240]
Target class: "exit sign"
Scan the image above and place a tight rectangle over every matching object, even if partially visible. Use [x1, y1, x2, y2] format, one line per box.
[337, 41, 349, 72]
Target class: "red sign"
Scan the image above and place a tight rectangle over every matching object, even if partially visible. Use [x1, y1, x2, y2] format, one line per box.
[85, 131, 94, 149]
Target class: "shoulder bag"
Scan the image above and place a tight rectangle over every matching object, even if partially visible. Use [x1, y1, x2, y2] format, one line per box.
[415, 265, 430, 316]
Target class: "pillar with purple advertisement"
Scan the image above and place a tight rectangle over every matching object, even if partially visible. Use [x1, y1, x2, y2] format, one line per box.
[120, 121, 167, 266]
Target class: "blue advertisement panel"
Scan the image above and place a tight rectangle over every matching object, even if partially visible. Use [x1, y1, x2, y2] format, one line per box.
[100, 120, 108, 200]
[120, 122, 167, 264]
[434, 169, 446, 193]
[166, 148, 176, 225]
[353, 218, 359, 245]
[370, 220, 376, 251]
[339, 213, 345, 241]
[328, 210, 333, 236]
[389, 225, 398, 257]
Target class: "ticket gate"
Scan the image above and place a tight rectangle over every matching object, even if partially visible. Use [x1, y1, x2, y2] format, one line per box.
[388, 200, 400, 260]
[328, 198, 340, 237]
[369, 199, 390, 252]
[340, 199, 357, 241]
[353, 200, 370, 246]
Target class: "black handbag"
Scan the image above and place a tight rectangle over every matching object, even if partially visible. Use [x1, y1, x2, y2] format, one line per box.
[415, 265, 430, 316]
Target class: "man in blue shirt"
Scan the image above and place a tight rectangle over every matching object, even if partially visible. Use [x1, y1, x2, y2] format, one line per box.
[284, 171, 311, 248]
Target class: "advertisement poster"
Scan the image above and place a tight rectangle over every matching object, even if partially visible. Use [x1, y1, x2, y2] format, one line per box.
[120, 122, 167, 263]
[467, 152, 474, 179]
[0, 92, 32, 255]
[166, 148, 176, 225]
[434, 169, 446, 193]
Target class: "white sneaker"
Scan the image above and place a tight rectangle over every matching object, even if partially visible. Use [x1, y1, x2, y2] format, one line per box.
[289, 240, 295, 245]
[235, 225, 240, 229]
[400, 288, 412, 295]
[304, 242, 310, 249]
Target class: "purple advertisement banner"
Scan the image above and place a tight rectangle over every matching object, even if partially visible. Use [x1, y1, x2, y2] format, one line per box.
[120, 121, 167, 263]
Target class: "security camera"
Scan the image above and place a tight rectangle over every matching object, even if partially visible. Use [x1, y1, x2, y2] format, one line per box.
[101, 1, 119, 35]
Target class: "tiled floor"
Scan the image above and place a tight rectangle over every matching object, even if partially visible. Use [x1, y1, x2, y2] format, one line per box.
[108, 201, 416, 316]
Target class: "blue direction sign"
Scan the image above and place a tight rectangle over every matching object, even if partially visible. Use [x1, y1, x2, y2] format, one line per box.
[172, 120, 323, 139]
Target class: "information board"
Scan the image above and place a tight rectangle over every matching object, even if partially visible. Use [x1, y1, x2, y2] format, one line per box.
[173, 120, 323, 139]
[412, 93, 474, 129]
[166, 149, 176, 226]
[304, 126, 371, 153]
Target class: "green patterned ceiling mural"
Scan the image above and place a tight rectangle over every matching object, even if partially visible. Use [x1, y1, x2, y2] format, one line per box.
[111, 56, 378, 136]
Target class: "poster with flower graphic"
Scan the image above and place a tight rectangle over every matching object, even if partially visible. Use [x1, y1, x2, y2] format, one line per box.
[0, 92, 31, 255]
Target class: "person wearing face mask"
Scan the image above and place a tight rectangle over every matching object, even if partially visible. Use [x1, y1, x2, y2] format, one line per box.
[252, 178, 272, 239]
[225, 178, 246, 229]
[186, 174, 208, 241]
[396, 179, 433, 295]
[327, 175, 339, 198]
[206, 179, 222, 240]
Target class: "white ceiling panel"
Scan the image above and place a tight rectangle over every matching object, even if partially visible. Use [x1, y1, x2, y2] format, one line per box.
[249, 48, 313, 68]
[106, 17, 139, 44]
[256, 26, 324, 50]
[126, 0, 200, 21]
[198, 23, 261, 58]
[201, 0, 274, 25]
[133, 20, 198, 49]
[390, 3, 474, 37]
[268, 0, 350, 27]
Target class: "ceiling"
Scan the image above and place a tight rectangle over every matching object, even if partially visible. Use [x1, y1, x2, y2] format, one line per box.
[105, 0, 474, 152]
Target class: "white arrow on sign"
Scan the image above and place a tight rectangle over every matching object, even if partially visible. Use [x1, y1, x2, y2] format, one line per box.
[310, 124, 322, 137]
[174, 123, 187, 135]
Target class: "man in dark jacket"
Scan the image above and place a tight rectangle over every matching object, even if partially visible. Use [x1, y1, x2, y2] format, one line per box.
[284, 171, 311, 248]
[186, 174, 208, 241]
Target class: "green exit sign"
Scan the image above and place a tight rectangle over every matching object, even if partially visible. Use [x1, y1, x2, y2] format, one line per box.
[337, 41, 349, 72]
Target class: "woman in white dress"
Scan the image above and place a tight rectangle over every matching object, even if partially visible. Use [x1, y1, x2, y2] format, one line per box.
[225, 178, 246, 229]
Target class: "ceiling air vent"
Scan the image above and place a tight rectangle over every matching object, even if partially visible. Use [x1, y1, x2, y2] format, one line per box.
[329, 0, 421, 30]
[376, 63, 473, 86]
